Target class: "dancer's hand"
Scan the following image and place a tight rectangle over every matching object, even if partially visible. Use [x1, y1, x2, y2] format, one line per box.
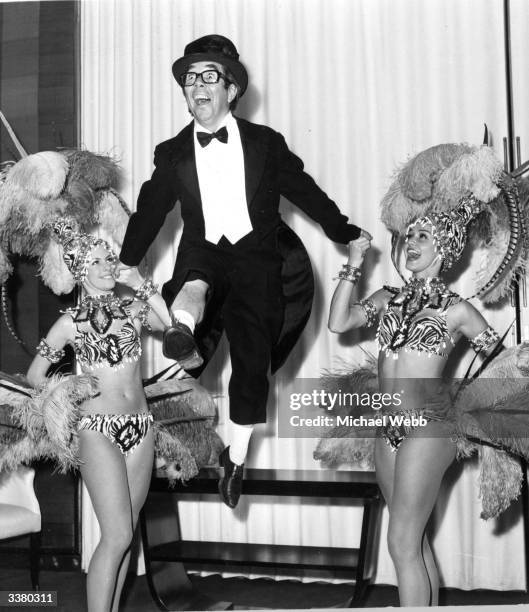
[347, 235, 371, 267]
[516, 342, 529, 374]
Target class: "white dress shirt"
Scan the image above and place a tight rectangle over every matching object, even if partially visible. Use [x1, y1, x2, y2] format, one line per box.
[194, 113, 253, 244]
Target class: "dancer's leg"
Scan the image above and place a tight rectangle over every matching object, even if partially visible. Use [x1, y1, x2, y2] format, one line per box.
[375, 435, 442, 606]
[78, 430, 134, 612]
[387, 424, 456, 606]
[422, 535, 439, 605]
[111, 428, 154, 612]
[374, 436, 396, 505]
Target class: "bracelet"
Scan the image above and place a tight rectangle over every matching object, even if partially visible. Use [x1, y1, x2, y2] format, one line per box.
[470, 326, 500, 353]
[357, 298, 377, 327]
[134, 278, 158, 301]
[334, 264, 361, 284]
[36, 338, 65, 363]
[136, 302, 152, 331]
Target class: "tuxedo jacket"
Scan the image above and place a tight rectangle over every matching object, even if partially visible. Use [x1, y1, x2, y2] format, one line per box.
[120, 116, 361, 371]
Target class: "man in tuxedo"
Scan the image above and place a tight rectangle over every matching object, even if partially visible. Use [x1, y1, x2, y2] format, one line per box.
[120, 34, 370, 508]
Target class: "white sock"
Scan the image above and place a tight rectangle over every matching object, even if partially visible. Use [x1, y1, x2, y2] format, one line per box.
[172, 309, 195, 333]
[229, 421, 254, 465]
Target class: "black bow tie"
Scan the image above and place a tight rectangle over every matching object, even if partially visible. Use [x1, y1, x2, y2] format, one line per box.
[196, 126, 229, 147]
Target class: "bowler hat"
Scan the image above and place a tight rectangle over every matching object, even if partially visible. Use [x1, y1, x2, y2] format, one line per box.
[172, 34, 248, 96]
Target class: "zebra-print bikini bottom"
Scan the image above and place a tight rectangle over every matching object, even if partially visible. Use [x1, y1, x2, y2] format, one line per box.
[78, 413, 153, 455]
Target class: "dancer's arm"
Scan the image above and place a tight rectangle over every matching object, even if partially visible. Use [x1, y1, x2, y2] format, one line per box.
[328, 236, 388, 333]
[450, 300, 501, 356]
[27, 314, 73, 387]
[117, 266, 172, 330]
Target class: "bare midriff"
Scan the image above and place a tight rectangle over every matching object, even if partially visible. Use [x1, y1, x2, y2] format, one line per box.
[79, 360, 148, 415]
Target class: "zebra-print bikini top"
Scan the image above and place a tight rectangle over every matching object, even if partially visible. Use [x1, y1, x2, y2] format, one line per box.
[376, 283, 461, 358]
[73, 321, 141, 369]
[64, 294, 144, 370]
[377, 307, 454, 357]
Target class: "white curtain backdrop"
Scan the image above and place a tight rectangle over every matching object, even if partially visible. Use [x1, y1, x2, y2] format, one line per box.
[80, 0, 528, 590]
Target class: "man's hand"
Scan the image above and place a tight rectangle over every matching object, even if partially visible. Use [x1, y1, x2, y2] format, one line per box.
[116, 264, 144, 290]
[359, 229, 372, 240]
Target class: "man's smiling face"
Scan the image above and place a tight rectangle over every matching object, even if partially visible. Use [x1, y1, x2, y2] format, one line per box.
[183, 61, 237, 131]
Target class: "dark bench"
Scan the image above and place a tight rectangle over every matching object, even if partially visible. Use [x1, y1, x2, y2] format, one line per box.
[140, 468, 382, 610]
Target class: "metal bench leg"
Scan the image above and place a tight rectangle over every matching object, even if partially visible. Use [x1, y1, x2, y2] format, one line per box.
[140, 508, 174, 611]
[30, 531, 41, 591]
[350, 495, 382, 607]
[140, 505, 233, 611]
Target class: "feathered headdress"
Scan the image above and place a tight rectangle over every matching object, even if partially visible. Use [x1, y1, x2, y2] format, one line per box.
[381, 143, 528, 301]
[0, 111, 132, 295]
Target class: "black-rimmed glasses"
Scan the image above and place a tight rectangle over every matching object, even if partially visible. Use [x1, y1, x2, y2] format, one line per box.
[180, 70, 229, 87]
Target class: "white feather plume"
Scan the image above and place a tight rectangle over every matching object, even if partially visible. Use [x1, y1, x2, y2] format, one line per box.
[39, 242, 75, 295]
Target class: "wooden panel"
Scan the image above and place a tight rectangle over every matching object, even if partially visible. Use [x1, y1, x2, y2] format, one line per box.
[0, 2, 40, 157]
[0, 2, 40, 374]
[0, 1, 80, 567]
[38, 0, 77, 149]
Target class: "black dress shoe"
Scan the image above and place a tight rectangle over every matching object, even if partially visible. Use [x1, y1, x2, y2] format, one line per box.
[218, 446, 244, 508]
[162, 322, 203, 370]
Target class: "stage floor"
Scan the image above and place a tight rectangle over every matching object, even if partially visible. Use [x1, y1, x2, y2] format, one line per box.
[1, 565, 529, 611]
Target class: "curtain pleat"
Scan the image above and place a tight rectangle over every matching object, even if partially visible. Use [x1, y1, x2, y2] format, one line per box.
[81, 0, 526, 588]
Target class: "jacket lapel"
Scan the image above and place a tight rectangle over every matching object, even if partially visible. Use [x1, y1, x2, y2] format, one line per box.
[166, 122, 201, 199]
[237, 117, 268, 206]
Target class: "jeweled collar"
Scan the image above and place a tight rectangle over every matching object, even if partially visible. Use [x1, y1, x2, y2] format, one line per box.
[384, 277, 456, 352]
[65, 293, 133, 334]
[404, 276, 447, 293]
[391, 277, 453, 310]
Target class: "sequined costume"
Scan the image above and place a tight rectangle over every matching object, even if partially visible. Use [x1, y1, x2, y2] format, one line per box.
[37, 293, 154, 453]
[73, 321, 141, 370]
[360, 277, 498, 451]
[59, 294, 150, 370]
[377, 280, 461, 359]
[78, 413, 153, 455]
[378, 306, 454, 358]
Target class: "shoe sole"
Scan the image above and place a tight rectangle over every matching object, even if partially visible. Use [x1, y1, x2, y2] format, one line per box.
[164, 347, 204, 370]
[162, 333, 204, 369]
[218, 477, 237, 509]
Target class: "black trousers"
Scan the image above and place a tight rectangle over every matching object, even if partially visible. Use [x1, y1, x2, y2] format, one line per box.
[168, 232, 284, 425]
